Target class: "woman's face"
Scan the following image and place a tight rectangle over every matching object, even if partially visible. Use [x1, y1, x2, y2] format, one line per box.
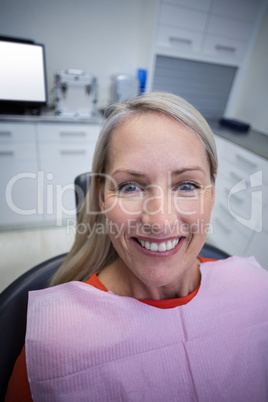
[99, 113, 215, 291]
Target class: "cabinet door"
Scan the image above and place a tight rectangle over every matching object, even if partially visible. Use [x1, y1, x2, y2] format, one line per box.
[202, 0, 261, 63]
[159, 2, 208, 31]
[208, 135, 268, 259]
[0, 123, 41, 229]
[0, 146, 41, 228]
[211, 0, 260, 22]
[155, 0, 264, 65]
[37, 123, 100, 226]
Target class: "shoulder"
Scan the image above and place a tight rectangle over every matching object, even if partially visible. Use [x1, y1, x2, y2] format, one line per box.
[201, 255, 267, 276]
[200, 256, 268, 298]
[27, 281, 108, 320]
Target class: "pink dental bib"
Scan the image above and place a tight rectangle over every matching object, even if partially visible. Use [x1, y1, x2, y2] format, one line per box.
[26, 256, 268, 401]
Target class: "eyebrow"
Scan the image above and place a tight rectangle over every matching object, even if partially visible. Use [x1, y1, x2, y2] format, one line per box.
[171, 166, 206, 176]
[112, 166, 205, 177]
[112, 169, 147, 178]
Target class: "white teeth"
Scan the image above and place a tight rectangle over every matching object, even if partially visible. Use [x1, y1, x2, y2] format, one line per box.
[137, 238, 180, 252]
[166, 240, 172, 251]
[150, 243, 158, 252]
[158, 243, 166, 252]
[173, 239, 179, 248]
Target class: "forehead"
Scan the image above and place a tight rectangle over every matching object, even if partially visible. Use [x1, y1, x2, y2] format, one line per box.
[107, 112, 208, 169]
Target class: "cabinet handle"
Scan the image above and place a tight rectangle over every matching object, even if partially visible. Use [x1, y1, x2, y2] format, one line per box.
[214, 217, 232, 234]
[0, 131, 12, 137]
[60, 150, 86, 155]
[60, 132, 86, 138]
[215, 45, 236, 53]
[169, 37, 192, 46]
[0, 150, 14, 156]
[235, 154, 258, 170]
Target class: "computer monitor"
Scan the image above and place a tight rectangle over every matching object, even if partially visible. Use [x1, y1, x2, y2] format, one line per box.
[0, 35, 48, 115]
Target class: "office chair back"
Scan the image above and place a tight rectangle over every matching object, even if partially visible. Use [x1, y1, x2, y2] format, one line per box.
[0, 253, 67, 400]
[74, 172, 91, 218]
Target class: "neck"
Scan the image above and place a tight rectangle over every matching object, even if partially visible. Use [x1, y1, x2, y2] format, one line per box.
[98, 258, 201, 300]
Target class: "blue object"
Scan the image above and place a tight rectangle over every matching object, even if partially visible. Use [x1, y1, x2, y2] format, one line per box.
[137, 69, 147, 94]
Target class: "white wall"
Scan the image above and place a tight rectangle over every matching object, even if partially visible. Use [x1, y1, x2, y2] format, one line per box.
[1, 0, 157, 109]
[225, 1, 268, 134]
[1, 0, 268, 133]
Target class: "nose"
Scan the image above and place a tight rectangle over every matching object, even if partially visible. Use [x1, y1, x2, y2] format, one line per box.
[141, 188, 177, 235]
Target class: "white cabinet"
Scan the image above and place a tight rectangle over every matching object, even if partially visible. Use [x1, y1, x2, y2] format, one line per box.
[0, 123, 41, 228]
[156, 2, 208, 56]
[37, 123, 100, 225]
[203, 0, 260, 63]
[0, 121, 101, 229]
[246, 205, 268, 269]
[207, 135, 268, 269]
[155, 0, 264, 65]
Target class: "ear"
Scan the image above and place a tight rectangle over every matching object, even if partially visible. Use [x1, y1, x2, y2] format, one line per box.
[211, 174, 217, 206]
[97, 178, 106, 213]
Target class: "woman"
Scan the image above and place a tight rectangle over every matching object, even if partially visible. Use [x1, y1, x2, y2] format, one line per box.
[6, 93, 268, 401]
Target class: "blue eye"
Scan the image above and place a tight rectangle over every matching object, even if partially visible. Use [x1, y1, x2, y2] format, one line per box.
[177, 182, 200, 192]
[180, 183, 195, 191]
[118, 183, 141, 193]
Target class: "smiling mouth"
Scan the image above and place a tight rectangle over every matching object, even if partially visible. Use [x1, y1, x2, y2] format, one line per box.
[136, 238, 183, 252]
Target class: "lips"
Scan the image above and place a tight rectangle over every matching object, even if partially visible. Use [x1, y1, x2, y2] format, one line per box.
[136, 238, 182, 252]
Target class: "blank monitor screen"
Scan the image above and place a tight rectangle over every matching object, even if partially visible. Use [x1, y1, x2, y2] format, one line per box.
[0, 37, 47, 111]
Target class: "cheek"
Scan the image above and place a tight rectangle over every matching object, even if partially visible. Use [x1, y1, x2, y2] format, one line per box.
[115, 197, 144, 217]
[104, 201, 137, 232]
[174, 192, 214, 222]
[103, 191, 144, 221]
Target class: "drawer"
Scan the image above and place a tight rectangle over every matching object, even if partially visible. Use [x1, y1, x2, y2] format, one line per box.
[0, 144, 37, 162]
[37, 123, 100, 142]
[39, 142, 95, 161]
[207, 215, 251, 256]
[203, 34, 247, 62]
[214, 186, 263, 234]
[38, 143, 95, 186]
[216, 166, 268, 207]
[157, 25, 203, 52]
[161, 0, 211, 13]
[208, 203, 255, 255]
[0, 123, 36, 143]
[214, 136, 268, 184]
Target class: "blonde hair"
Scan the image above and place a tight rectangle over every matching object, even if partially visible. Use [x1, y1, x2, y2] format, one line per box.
[50, 92, 218, 286]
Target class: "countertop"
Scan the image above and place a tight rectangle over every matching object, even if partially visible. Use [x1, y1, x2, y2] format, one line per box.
[208, 120, 268, 160]
[1, 115, 267, 159]
[0, 113, 103, 125]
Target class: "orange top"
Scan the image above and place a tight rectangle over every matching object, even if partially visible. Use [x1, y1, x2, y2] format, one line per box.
[5, 256, 214, 401]
[86, 273, 201, 309]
